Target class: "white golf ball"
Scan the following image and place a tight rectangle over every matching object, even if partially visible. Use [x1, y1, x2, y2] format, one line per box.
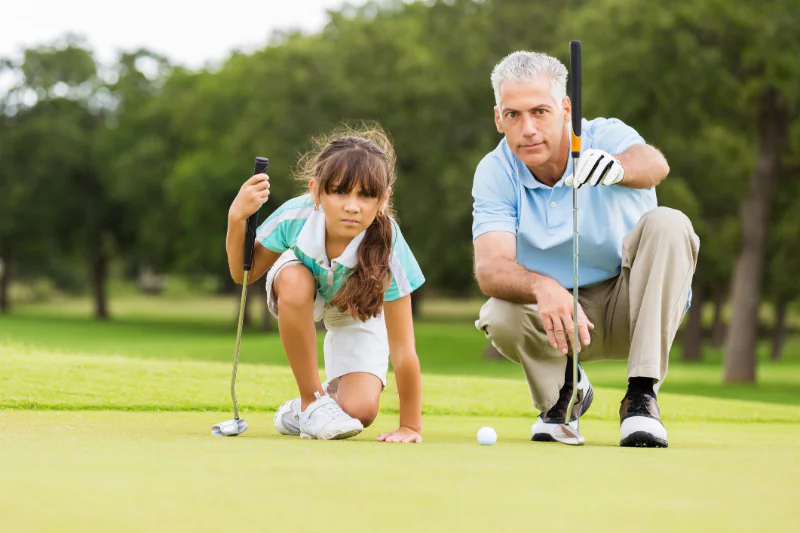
[477, 426, 497, 446]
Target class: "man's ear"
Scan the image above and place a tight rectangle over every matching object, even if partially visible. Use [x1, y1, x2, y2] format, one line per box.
[494, 106, 504, 133]
[563, 95, 572, 125]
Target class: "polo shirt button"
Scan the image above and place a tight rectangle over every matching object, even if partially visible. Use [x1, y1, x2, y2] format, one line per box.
[550, 202, 557, 208]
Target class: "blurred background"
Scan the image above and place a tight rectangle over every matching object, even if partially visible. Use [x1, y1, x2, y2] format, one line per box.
[1, 0, 798, 387]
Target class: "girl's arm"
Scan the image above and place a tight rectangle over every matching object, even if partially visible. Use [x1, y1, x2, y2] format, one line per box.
[226, 216, 280, 284]
[226, 173, 280, 284]
[377, 294, 423, 443]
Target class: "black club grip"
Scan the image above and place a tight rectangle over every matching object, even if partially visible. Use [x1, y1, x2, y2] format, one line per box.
[570, 40, 582, 138]
[244, 157, 269, 272]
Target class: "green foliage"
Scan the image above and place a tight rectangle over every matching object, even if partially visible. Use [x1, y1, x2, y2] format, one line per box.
[1, 0, 799, 308]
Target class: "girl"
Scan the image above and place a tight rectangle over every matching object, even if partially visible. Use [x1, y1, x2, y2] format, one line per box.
[225, 126, 424, 443]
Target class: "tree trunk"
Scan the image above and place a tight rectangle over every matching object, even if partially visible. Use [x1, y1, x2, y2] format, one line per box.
[411, 290, 422, 318]
[90, 254, 109, 320]
[724, 87, 790, 383]
[682, 283, 705, 361]
[771, 299, 788, 361]
[0, 245, 10, 314]
[711, 289, 726, 348]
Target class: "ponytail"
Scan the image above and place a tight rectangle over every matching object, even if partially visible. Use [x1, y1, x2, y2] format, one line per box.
[331, 214, 394, 321]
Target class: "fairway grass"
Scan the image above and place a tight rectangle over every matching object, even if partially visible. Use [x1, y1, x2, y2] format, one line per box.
[2, 300, 799, 532]
[1, 411, 797, 533]
[2, 347, 799, 423]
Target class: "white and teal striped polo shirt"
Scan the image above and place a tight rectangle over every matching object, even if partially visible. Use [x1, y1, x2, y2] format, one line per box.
[256, 194, 425, 303]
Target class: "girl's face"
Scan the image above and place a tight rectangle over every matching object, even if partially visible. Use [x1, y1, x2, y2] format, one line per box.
[311, 180, 390, 240]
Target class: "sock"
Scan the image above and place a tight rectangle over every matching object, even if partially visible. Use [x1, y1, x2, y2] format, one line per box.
[628, 377, 656, 397]
[564, 357, 579, 384]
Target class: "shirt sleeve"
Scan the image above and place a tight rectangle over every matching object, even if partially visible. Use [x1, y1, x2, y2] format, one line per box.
[384, 219, 425, 302]
[471, 154, 518, 240]
[255, 196, 311, 253]
[591, 117, 646, 155]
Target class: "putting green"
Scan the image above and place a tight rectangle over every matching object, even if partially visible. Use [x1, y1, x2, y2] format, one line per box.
[0, 410, 796, 533]
[2, 338, 798, 532]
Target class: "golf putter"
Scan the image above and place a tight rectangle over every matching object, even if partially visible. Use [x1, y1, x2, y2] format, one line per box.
[554, 41, 585, 446]
[212, 156, 269, 437]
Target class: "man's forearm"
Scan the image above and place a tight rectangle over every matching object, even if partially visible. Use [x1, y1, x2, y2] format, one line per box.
[476, 258, 546, 304]
[617, 144, 670, 189]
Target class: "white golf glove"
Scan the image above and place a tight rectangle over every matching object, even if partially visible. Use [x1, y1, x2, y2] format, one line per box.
[565, 149, 625, 188]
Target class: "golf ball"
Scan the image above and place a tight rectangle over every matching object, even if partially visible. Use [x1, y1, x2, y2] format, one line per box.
[477, 426, 497, 446]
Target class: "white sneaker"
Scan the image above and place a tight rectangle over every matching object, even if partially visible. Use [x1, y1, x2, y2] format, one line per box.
[274, 398, 301, 436]
[299, 392, 363, 440]
[532, 364, 593, 444]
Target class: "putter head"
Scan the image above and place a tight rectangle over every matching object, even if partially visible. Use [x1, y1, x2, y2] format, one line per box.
[212, 418, 248, 437]
[552, 423, 586, 446]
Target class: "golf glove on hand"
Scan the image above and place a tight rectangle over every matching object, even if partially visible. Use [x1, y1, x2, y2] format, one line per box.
[565, 149, 625, 188]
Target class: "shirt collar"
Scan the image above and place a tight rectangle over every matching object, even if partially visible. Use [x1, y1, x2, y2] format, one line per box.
[295, 206, 365, 269]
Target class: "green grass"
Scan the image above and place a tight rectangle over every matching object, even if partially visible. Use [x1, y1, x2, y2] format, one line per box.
[1, 411, 797, 533]
[1, 295, 799, 532]
[3, 296, 800, 406]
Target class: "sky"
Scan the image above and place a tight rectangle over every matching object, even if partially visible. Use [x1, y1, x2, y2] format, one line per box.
[0, 0, 368, 68]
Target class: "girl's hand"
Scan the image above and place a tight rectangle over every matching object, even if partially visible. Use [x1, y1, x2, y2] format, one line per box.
[229, 173, 270, 222]
[376, 426, 422, 443]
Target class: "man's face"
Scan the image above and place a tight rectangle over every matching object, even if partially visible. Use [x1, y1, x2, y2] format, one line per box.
[494, 76, 571, 169]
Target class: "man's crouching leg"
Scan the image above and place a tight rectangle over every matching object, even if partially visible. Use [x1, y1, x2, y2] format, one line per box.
[477, 298, 564, 411]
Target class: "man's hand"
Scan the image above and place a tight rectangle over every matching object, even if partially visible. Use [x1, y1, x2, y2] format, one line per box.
[377, 426, 422, 443]
[565, 149, 624, 188]
[534, 276, 594, 354]
[229, 173, 270, 222]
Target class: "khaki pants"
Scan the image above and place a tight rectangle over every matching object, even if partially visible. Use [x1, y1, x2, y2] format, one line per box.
[476, 207, 700, 412]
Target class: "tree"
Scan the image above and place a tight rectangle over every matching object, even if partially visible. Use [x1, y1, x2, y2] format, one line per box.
[569, 0, 800, 382]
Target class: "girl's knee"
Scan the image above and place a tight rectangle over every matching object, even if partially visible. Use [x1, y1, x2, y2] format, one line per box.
[275, 265, 315, 308]
[339, 398, 379, 428]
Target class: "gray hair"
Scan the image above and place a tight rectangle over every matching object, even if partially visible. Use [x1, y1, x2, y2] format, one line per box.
[490, 51, 568, 106]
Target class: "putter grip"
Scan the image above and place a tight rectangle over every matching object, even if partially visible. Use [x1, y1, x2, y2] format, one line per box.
[244, 157, 269, 272]
[570, 40, 582, 137]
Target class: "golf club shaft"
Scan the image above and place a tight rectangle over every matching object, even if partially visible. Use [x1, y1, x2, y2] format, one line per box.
[230, 157, 270, 420]
[231, 271, 249, 419]
[565, 40, 582, 425]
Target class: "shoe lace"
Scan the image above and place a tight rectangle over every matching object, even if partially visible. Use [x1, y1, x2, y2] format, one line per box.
[316, 397, 347, 420]
[625, 393, 652, 417]
[545, 380, 581, 423]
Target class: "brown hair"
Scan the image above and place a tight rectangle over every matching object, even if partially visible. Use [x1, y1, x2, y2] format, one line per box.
[297, 124, 397, 321]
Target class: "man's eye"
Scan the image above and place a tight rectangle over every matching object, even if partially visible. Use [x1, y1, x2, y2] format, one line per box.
[506, 112, 517, 118]
[536, 109, 547, 115]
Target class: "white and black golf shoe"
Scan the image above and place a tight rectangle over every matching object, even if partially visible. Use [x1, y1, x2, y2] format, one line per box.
[531, 365, 594, 444]
[619, 392, 668, 448]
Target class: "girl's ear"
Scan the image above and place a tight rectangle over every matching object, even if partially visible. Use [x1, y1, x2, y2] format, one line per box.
[379, 187, 392, 215]
[309, 181, 321, 208]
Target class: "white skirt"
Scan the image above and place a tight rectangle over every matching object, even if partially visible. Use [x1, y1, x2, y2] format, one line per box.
[265, 250, 390, 386]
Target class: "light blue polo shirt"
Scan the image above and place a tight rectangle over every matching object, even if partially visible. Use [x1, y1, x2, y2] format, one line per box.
[472, 117, 657, 289]
[256, 194, 425, 303]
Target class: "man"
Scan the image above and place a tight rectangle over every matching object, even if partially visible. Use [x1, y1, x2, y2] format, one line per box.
[472, 51, 700, 448]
